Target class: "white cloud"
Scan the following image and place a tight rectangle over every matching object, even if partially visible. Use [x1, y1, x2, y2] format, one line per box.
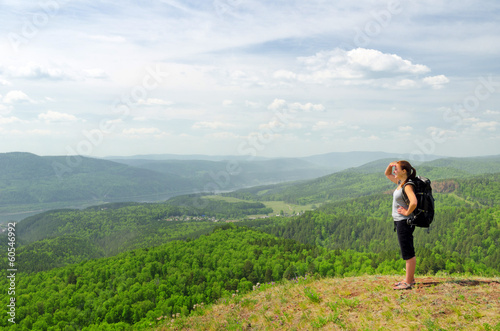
[245, 101, 260, 108]
[220, 68, 266, 87]
[207, 132, 240, 139]
[192, 121, 234, 129]
[459, 117, 499, 133]
[346, 48, 430, 74]
[423, 75, 450, 89]
[471, 121, 498, 131]
[289, 102, 325, 112]
[0, 116, 21, 124]
[136, 98, 173, 106]
[398, 126, 413, 132]
[259, 120, 286, 131]
[38, 111, 79, 123]
[395, 79, 418, 89]
[463, 117, 480, 124]
[426, 126, 456, 139]
[0, 79, 11, 86]
[312, 121, 330, 130]
[0, 127, 59, 136]
[3, 63, 108, 81]
[291, 48, 432, 85]
[85, 34, 127, 43]
[82, 68, 108, 79]
[105, 119, 123, 127]
[154, 131, 171, 138]
[27, 129, 52, 136]
[266, 99, 324, 114]
[222, 100, 233, 106]
[287, 122, 303, 129]
[267, 99, 287, 110]
[123, 127, 162, 135]
[273, 70, 297, 80]
[3, 90, 33, 103]
[312, 120, 360, 131]
[0, 104, 13, 115]
[4, 63, 74, 80]
[485, 109, 500, 115]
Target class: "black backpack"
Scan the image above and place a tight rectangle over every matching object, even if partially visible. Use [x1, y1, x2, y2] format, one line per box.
[402, 176, 435, 229]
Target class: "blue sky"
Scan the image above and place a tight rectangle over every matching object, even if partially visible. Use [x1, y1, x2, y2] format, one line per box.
[1, 0, 499, 158]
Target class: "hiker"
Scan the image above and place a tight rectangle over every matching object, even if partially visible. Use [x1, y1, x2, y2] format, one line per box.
[385, 160, 418, 290]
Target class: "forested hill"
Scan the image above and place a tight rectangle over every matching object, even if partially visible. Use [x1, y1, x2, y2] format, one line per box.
[0, 226, 386, 329]
[0, 152, 193, 211]
[6, 199, 272, 273]
[1, 225, 498, 330]
[223, 155, 500, 205]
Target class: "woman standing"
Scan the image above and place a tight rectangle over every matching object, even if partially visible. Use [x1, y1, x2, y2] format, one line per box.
[385, 160, 418, 290]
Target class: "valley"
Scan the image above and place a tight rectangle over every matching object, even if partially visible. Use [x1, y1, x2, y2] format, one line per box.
[0, 151, 442, 223]
[0, 152, 498, 330]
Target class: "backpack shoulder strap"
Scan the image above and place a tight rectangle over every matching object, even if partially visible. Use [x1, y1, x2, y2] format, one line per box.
[401, 179, 416, 204]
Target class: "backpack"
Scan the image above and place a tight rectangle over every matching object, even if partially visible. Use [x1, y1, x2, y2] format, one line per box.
[402, 176, 435, 229]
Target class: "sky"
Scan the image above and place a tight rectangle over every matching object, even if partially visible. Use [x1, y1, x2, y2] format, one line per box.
[0, 0, 499, 159]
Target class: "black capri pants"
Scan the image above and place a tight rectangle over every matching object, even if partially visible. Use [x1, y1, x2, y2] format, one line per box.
[394, 220, 416, 260]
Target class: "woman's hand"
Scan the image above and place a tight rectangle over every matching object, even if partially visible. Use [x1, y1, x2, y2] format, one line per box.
[397, 206, 409, 216]
[385, 161, 399, 184]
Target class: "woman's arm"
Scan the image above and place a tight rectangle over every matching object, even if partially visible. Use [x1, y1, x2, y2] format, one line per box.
[385, 162, 398, 184]
[398, 184, 418, 216]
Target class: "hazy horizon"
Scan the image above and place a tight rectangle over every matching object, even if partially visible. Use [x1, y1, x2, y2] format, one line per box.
[2, 149, 499, 161]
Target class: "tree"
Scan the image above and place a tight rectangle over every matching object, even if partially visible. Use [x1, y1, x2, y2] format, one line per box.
[243, 260, 254, 278]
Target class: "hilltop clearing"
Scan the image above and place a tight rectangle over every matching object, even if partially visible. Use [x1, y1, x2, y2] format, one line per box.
[154, 275, 499, 331]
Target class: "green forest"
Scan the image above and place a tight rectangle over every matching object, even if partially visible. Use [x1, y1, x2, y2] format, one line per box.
[6, 199, 272, 273]
[2, 226, 408, 330]
[0, 157, 498, 330]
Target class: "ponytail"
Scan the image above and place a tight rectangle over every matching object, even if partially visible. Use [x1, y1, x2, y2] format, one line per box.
[397, 161, 416, 186]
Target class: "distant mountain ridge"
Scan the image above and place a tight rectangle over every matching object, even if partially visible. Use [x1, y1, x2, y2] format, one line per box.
[104, 153, 271, 161]
[0, 152, 195, 221]
[0, 151, 494, 221]
[299, 151, 440, 168]
[105, 150, 441, 165]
